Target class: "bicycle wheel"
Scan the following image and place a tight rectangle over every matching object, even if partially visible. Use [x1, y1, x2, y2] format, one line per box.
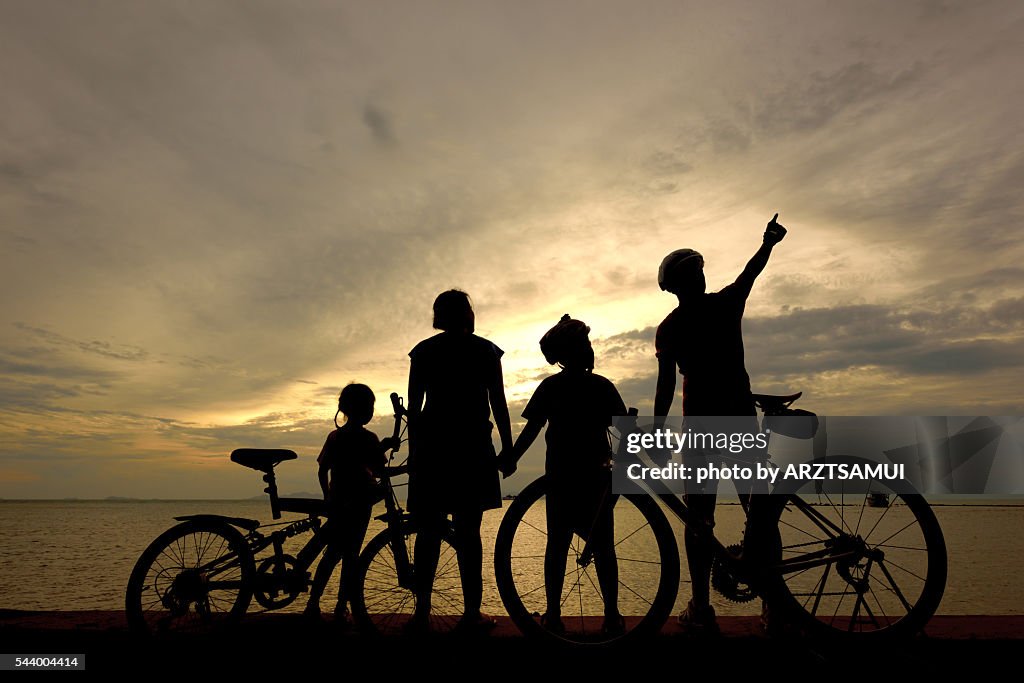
[351, 521, 462, 636]
[755, 459, 947, 639]
[494, 476, 679, 645]
[126, 520, 255, 634]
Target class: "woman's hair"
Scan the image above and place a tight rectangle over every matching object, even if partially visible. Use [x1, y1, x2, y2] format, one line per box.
[432, 289, 474, 332]
[338, 383, 375, 418]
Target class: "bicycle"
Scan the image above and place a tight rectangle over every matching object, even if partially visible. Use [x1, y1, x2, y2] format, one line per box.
[125, 393, 458, 635]
[493, 392, 948, 645]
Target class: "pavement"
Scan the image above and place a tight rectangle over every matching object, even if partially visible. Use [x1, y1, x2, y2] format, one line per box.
[2, 611, 1020, 674]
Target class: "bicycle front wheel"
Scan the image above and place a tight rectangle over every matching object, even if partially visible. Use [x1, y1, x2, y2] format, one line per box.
[756, 462, 947, 639]
[494, 476, 679, 645]
[125, 520, 255, 634]
[351, 521, 462, 636]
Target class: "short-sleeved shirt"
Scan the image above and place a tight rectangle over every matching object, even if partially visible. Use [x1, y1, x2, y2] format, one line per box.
[408, 332, 503, 429]
[317, 424, 385, 506]
[522, 369, 626, 481]
[655, 283, 754, 416]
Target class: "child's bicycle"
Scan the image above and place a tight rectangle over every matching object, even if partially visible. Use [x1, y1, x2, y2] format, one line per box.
[494, 392, 948, 645]
[125, 394, 459, 635]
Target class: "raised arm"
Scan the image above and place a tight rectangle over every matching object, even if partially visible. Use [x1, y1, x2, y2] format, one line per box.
[733, 213, 787, 298]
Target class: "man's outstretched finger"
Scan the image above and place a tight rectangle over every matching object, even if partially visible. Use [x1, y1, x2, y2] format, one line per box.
[770, 213, 779, 224]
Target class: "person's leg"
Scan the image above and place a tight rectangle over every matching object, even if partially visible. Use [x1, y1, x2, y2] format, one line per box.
[591, 494, 620, 620]
[337, 504, 373, 613]
[307, 519, 342, 615]
[683, 490, 717, 610]
[452, 508, 484, 618]
[413, 511, 446, 620]
[544, 492, 573, 622]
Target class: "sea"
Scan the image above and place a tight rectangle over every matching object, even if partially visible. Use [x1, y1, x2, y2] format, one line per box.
[0, 499, 1022, 616]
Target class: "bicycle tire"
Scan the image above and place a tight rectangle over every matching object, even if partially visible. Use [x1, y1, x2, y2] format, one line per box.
[125, 519, 255, 635]
[754, 458, 947, 640]
[494, 476, 679, 645]
[350, 520, 462, 636]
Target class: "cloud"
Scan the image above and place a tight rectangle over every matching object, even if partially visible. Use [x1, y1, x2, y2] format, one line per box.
[1, 1, 1021, 495]
[362, 103, 394, 145]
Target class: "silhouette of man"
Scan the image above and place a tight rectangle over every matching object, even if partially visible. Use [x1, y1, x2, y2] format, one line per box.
[653, 213, 787, 632]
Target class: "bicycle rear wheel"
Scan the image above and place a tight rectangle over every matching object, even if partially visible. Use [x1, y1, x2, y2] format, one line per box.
[756, 461, 947, 639]
[494, 476, 679, 645]
[125, 520, 255, 634]
[351, 521, 462, 636]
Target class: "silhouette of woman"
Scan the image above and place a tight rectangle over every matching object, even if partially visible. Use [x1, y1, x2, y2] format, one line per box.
[406, 289, 513, 633]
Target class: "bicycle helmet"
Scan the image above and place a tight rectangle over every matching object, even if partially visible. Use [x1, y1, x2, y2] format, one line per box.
[658, 249, 704, 292]
[539, 314, 591, 366]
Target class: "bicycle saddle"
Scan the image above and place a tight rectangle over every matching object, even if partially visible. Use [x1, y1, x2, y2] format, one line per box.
[751, 392, 802, 411]
[230, 448, 298, 472]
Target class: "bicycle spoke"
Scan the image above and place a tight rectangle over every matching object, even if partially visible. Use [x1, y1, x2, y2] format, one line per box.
[873, 518, 922, 549]
[518, 517, 548, 538]
[861, 495, 897, 544]
[875, 543, 927, 552]
[854, 480, 872, 537]
[877, 561, 915, 611]
[778, 517, 826, 542]
[615, 556, 662, 565]
[829, 581, 851, 627]
[613, 522, 653, 549]
[868, 582, 891, 623]
[879, 557, 927, 583]
[821, 491, 853, 535]
[618, 579, 654, 607]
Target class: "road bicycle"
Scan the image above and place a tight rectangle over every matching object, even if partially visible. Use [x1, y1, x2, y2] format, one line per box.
[493, 392, 948, 645]
[125, 394, 458, 635]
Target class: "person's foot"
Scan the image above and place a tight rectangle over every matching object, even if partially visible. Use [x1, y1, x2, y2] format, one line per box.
[677, 599, 719, 635]
[333, 604, 352, 629]
[601, 613, 626, 637]
[402, 611, 430, 636]
[541, 612, 566, 636]
[454, 611, 498, 635]
[302, 603, 323, 622]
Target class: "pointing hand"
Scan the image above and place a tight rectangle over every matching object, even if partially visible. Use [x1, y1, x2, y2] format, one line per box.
[764, 213, 787, 245]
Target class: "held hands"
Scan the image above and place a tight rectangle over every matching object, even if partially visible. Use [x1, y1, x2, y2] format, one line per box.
[497, 450, 517, 479]
[763, 213, 787, 245]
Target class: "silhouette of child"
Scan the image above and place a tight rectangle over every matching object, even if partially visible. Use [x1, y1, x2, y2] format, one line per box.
[653, 213, 787, 633]
[305, 383, 397, 623]
[499, 314, 626, 636]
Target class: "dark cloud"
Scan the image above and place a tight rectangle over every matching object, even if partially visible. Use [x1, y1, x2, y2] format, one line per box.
[362, 103, 394, 145]
[13, 324, 149, 362]
[745, 299, 1024, 378]
[752, 61, 925, 138]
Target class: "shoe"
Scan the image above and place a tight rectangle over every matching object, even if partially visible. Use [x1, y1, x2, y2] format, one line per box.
[760, 600, 797, 637]
[601, 613, 626, 637]
[454, 612, 498, 635]
[540, 612, 566, 636]
[333, 604, 352, 629]
[402, 612, 430, 636]
[676, 600, 719, 635]
[302, 603, 323, 622]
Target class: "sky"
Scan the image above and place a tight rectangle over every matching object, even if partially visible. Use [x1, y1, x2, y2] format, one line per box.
[1, 0, 1022, 498]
